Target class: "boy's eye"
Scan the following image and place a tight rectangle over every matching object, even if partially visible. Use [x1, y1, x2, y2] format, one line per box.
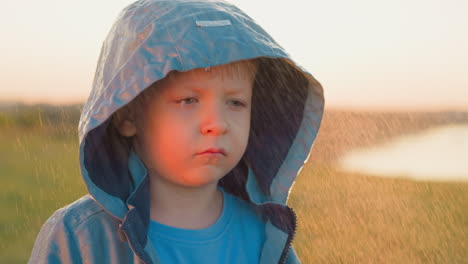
[176, 97, 246, 108]
[230, 100, 246, 107]
[178, 97, 198, 105]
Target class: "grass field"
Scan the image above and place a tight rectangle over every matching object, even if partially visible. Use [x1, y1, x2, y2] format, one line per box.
[1, 106, 467, 263]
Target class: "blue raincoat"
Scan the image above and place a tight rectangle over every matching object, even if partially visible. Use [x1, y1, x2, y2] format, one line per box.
[29, 0, 325, 263]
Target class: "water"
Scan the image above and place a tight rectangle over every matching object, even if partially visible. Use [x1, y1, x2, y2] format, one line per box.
[337, 124, 468, 182]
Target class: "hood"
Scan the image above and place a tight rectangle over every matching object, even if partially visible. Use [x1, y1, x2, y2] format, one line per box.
[78, 0, 324, 250]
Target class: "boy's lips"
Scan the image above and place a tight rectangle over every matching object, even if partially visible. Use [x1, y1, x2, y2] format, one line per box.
[197, 147, 226, 156]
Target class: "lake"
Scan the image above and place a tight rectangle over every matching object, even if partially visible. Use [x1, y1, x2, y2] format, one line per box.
[337, 124, 468, 182]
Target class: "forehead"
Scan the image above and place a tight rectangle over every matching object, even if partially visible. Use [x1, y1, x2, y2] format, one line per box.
[160, 66, 255, 93]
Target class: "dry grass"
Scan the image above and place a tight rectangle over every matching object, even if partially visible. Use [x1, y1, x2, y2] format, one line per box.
[1, 107, 467, 263]
[290, 164, 467, 263]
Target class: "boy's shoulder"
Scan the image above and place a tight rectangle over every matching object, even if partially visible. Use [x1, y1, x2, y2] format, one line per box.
[30, 196, 135, 262]
[45, 194, 116, 232]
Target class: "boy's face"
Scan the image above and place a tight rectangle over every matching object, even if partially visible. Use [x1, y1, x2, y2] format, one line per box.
[133, 67, 253, 188]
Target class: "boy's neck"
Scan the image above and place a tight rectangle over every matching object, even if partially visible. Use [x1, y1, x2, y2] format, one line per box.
[148, 178, 224, 230]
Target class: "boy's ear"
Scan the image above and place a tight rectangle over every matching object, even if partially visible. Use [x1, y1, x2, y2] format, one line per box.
[117, 119, 137, 137]
[112, 109, 137, 137]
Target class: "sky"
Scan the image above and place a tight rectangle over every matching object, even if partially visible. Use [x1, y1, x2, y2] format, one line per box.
[1, 0, 467, 111]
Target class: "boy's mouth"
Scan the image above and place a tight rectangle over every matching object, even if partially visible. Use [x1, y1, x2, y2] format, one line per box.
[197, 147, 226, 156]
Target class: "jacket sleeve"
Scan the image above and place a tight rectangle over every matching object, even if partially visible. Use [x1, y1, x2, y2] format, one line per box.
[28, 209, 83, 264]
[285, 246, 301, 264]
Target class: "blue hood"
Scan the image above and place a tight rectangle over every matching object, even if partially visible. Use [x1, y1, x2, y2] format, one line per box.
[77, 0, 324, 262]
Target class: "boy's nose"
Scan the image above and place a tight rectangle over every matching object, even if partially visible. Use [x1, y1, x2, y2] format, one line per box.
[200, 106, 230, 136]
[201, 119, 230, 136]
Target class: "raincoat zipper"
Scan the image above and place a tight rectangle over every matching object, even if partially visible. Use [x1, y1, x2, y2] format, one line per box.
[89, 195, 148, 264]
[121, 228, 148, 264]
[278, 206, 298, 264]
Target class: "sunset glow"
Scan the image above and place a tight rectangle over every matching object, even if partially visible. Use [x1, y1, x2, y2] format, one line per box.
[1, 0, 467, 111]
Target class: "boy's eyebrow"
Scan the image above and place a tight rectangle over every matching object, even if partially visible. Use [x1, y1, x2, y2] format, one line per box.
[183, 86, 247, 94]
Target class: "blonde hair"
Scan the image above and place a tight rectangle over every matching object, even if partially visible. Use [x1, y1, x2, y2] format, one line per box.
[111, 58, 259, 129]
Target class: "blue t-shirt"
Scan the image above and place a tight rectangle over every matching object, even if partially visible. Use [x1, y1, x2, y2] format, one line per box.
[147, 186, 265, 263]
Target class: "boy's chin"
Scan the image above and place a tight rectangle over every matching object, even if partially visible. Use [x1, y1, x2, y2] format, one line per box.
[183, 178, 223, 188]
[174, 173, 226, 188]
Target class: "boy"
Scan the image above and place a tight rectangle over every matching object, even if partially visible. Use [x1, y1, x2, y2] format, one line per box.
[29, 0, 325, 263]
